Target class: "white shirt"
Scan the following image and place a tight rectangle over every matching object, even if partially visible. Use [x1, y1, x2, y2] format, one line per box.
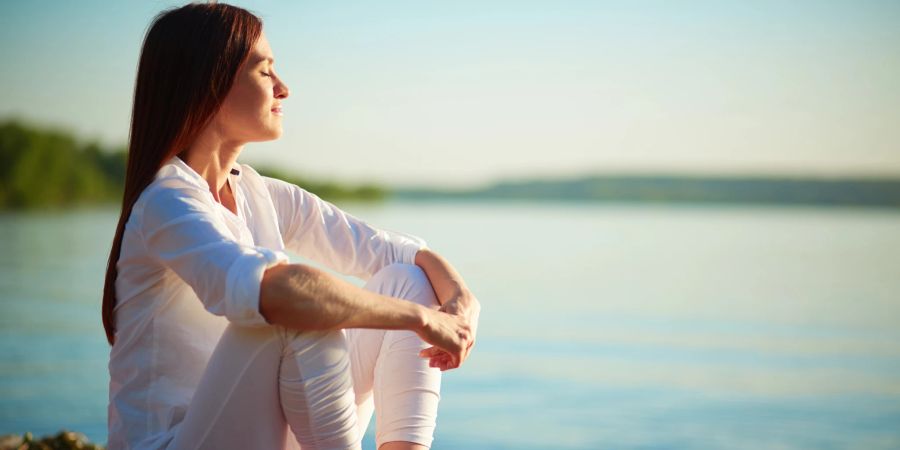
[107, 155, 427, 450]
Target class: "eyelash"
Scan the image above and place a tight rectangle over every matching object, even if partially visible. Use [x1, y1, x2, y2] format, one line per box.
[261, 71, 272, 77]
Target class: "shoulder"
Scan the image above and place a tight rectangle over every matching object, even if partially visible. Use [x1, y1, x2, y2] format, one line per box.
[237, 162, 289, 190]
[134, 175, 215, 229]
[237, 162, 306, 201]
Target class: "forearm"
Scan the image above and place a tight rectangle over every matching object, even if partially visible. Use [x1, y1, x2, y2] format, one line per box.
[259, 263, 425, 332]
[414, 248, 476, 309]
[414, 247, 480, 369]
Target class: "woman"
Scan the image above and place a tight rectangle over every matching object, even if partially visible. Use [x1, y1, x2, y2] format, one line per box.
[101, 4, 480, 450]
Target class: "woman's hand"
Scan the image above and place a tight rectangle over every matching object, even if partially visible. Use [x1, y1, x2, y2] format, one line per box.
[417, 293, 481, 371]
[412, 248, 481, 371]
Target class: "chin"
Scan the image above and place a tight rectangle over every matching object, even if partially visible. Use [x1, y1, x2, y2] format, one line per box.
[254, 127, 282, 142]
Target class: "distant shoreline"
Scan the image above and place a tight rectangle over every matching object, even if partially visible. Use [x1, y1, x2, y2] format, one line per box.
[3, 119, 898, 210]
[393, 175, 900, 208]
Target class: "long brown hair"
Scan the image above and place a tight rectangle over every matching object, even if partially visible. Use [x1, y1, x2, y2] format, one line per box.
[102, 3, 262, 345]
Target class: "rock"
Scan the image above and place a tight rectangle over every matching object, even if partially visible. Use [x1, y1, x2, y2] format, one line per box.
[0, 431, 103, 450]
[0, 434, 24, 450]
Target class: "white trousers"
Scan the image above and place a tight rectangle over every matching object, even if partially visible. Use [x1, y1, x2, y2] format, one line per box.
[167, 263, 443, 450]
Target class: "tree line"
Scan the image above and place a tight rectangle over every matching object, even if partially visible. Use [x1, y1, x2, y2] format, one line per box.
[0, 120, 385, 210]
[395, 173, 900, 207]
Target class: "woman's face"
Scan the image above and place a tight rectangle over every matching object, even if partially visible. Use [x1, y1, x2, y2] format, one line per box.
[215, 31, 289, 143]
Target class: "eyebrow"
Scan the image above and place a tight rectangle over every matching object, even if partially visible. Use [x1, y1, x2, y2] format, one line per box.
[254, 56, 275, 65]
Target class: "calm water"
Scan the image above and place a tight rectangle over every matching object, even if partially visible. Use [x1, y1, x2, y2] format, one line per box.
[1, 201, 899, 449]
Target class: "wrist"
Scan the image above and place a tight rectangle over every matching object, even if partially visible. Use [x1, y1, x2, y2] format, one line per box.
[408, 302, 429, 333]
[455, 289, 479, 310]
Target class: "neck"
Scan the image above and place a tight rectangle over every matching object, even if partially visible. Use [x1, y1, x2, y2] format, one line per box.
[182, 129, 243, 202]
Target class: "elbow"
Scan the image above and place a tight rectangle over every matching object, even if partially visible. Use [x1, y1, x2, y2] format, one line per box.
[259, 263, 308, 327]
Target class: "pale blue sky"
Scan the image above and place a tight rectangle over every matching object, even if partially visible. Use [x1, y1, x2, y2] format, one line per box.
[1, 1, 899, 187]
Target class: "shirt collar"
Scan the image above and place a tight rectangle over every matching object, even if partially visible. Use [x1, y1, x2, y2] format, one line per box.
[157, 155, 243, 188]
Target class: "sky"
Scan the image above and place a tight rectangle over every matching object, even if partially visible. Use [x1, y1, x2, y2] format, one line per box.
[1, 0, 899, 188]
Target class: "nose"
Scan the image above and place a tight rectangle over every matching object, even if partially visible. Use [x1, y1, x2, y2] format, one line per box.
[275, 76, 289, 100]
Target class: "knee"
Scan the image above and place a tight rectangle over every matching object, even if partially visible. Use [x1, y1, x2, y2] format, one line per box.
[278, 327, 349, 363]
[373, 263, 428, 286]
[366, 263, 438, 308]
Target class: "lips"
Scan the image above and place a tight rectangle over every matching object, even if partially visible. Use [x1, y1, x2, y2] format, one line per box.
[271, 105, 283, 116]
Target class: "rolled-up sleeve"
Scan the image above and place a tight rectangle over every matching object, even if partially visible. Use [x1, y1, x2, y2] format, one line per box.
[262, 176, 427, 279]
[138, 185, 289, 327]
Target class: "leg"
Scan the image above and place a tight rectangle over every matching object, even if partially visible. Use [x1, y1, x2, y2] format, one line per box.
[168, 324, 361, 450]
[378, 443, 428, 450]
[345, 263, 443, 450]
[279, 327, 359, 449]
[169, 263, 439, 450]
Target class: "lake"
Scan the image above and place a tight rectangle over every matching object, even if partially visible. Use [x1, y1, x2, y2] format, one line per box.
[1, 201, 899, 449]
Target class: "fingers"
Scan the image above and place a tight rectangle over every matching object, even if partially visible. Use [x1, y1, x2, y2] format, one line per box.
[418, 315, 477, 371]
[458, 340, 472, 365]
[418, 346, 442, 358]
[431, 353, 457, 371]
[422, 347, 454, 370]
[420, 346, 461, 371]
[420, 336, 476, 369]
[429, 353, 452, 371]
[448, 338, 475, 370]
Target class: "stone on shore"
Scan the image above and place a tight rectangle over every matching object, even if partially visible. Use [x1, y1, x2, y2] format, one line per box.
[0, 431, 104, 450]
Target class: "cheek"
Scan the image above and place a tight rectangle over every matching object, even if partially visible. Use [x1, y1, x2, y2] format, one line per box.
[222, 87, 265, 122]
[238, 85, 272, 118]
[223, 72, 258, 101]
[219, 87, 246, 116]
[215, 76, 275, 137]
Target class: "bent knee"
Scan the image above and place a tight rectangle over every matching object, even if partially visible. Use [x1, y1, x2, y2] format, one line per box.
[367, 263, 438, 309]
[278, 327, 349, 360]
[373, 263, 428, 285]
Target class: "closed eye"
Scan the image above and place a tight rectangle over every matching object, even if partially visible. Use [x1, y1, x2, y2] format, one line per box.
[261, 71, 272, 77]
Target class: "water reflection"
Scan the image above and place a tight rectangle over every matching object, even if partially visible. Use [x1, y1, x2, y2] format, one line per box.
[1, 203, 899, 449]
